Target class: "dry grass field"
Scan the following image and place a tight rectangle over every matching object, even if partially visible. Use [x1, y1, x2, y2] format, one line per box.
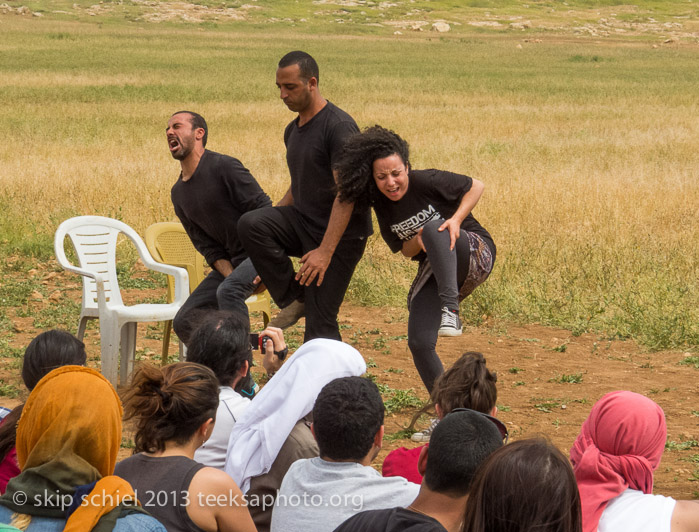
[2, 6, 697, 347]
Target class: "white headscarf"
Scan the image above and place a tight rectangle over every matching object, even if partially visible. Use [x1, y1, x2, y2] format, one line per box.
[224, 338, 366, 493]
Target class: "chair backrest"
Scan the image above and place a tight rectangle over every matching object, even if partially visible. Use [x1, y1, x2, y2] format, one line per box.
[145, 222, 206, 302]
[54, 216, 141, 310]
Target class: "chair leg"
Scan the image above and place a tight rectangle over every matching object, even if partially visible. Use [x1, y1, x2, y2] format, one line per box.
[77, 315, 92, 341]
[179, 342, 187, 362]
[99, 321, 120, 389]
[120, 322, 137, 386]
[161, 320, 172, 367]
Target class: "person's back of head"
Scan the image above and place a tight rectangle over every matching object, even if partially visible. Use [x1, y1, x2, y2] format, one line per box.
[422, 409, 503, 497]
[431, 352, 497, 416]
[0, 330, 87, 466]
[122, 362, 219, 453]
[21, 330, 87, 390]
[463, 438, 582, 532]
[186, 311, 251, 388]
[312, 376, 384, 461]
[570, 391, 667, 532]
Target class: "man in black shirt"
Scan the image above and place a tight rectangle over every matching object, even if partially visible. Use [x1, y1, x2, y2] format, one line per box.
[238, 51, 371, 342]
[167, 111, 271, 354]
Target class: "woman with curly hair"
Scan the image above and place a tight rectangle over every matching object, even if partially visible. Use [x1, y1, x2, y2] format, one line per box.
[336, 126, 495, 392]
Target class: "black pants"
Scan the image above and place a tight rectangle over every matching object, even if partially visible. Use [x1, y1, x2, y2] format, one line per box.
[238, 206, 366, 342]
[172, 258, 257, 346]
[408, 219, 474, 392]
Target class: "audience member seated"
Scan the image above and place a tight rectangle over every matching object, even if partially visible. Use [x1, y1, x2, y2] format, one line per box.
[225, 337, 366, 532]
[0, 366, 165, 531]
[270, 376, 420, 532]
[115, 362, 256, 532]
[186, 311, 253, 469]
[335, 408, 504, 532]
[383, 352, 500, 483]
[463, 438, 582, 532]
[0, 330, 87, 494]
[571, 390, 699, 532]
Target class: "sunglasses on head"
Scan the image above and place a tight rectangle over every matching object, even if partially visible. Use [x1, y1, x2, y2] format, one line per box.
[449, 407, 509, 444]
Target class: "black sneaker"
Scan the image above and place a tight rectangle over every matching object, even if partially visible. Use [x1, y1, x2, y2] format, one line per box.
[438, 307, 462, 337]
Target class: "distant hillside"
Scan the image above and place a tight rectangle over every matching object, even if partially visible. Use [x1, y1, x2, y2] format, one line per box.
[2, 0, 697, 41]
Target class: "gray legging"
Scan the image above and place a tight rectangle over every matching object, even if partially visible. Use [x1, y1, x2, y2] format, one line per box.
[407, 218, 472, 392]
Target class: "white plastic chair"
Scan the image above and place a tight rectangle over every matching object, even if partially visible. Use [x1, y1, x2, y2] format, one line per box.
[54, 216, 189, 387]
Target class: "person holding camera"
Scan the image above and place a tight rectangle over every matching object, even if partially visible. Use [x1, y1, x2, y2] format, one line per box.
[226, 339, 366, 532]
[186, 311, 288, 470]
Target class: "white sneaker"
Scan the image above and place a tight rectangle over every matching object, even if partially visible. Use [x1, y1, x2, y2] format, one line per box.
[411, 418, 439, 443]
[438, 307, 462, 337]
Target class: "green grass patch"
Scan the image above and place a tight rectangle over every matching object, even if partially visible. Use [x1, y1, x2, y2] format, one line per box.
[375, 382, 424, 414]
[0, 381, 20, 399]
[666, 440, 699, 452]
[679, 356, 699, 369]
[0, 339, 25, 359]
[550, 373, 584, 384]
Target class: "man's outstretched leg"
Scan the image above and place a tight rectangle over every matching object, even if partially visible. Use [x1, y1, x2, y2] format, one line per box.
[238, 206, 305, 326]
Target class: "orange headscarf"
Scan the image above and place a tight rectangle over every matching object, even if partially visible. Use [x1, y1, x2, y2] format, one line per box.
[17, 366, 122, 474]
[14, 366, 140, 531]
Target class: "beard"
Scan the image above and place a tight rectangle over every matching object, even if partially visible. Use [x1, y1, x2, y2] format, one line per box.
[170, 140, 193, 161]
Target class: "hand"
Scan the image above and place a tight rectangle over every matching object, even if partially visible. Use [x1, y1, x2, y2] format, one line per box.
[260, 326, 286, 375]
[296, 247, 332, 287]
[251, 276, 266, 295]
[438, 218, 462, 250]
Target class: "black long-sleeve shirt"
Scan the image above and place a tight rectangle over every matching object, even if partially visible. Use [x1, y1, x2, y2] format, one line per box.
[171, 150, 271, 268]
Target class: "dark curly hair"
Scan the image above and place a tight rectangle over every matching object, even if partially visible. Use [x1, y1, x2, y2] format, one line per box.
[335, 125, 410, 211]
[312, 376, 384, 461]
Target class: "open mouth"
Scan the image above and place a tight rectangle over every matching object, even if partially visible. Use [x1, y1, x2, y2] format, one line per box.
[168, 138, 180, 152]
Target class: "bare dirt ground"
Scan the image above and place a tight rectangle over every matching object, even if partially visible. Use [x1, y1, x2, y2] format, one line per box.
[1, 261, 697, 499]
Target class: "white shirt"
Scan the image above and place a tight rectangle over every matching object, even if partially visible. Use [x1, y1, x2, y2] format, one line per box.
[598, 488, 676, 532]
[270, 457, 420, 532]
[194, 386, 250, 469]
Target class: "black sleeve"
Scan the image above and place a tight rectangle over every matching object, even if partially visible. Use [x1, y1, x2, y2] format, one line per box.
[374, 206, 403, 254]
[427, 169, 473, 205]
[220, 158, 272, 213]
[327, 119, 360, 168]
[173, 203, 229, 267]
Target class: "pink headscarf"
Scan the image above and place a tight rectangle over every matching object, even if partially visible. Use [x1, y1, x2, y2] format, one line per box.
[570, 391, 666, 532]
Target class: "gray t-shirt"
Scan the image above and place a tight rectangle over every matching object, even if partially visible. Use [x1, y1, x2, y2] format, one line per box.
[270, 457, 420, 532]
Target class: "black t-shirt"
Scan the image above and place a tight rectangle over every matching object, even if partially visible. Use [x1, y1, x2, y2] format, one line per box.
[334, 507, 447, 532]
[374, 169, 495, 262]
[171, 150, 272, 268]
[284, 101, 372, 240]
